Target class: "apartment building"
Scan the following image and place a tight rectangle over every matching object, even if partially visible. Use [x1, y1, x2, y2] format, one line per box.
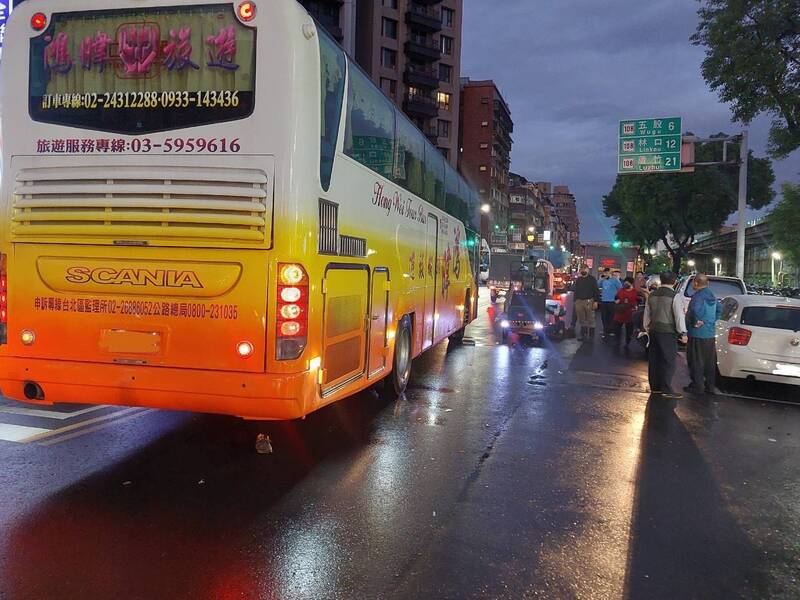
[459, 78, 513, 242]
[354, 0, 463, 166]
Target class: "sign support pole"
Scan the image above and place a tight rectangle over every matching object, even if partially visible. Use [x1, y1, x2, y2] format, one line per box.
[736, 130, 748, 280]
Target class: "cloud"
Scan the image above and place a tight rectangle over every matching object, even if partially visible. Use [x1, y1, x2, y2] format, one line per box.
[461, 0, 798, 241]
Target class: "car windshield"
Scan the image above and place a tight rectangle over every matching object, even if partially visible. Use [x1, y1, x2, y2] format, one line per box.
[684, 278, 744, 299]
[741, 306, 800, 332]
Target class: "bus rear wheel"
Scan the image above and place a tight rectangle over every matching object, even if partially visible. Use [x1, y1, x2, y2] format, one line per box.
[382, 315, 412, 399]
[449, 291, 471, 344]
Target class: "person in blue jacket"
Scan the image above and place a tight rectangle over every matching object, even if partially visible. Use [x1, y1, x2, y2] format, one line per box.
[684, 274, 723, 394]
[598, 270, 623, 337]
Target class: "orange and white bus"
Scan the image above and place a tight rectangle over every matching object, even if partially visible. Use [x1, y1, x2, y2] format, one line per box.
[0, 0, 480, 420]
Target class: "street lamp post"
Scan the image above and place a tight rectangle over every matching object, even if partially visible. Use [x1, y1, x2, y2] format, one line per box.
[713, 257, 721, 276]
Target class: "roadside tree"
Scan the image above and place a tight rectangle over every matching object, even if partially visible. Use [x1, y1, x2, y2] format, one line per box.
[770, 182, 800, 266]
[692, 0, 800, 158]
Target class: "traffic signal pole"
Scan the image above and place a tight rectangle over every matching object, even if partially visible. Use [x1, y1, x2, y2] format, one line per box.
[680, 131, 749, 279]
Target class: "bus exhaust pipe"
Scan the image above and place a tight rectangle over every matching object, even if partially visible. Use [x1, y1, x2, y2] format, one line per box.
[23, 382, 44, 401]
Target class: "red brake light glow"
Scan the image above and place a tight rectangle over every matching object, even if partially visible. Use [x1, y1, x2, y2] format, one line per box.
[237, 1, 256, 22]
[31, 13, 48, 31]
[728, 327, 752, 346]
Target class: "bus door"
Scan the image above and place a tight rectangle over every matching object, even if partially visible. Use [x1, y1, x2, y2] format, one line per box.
[368, 268, 389, 378]
[424, 214, 439, 348]
[321, 266, 369, 393]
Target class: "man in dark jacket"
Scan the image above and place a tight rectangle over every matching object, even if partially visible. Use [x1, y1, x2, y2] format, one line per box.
[643, 271, 687, 399]
[573, 266, 599, 341]
[684, 274, 723, 394]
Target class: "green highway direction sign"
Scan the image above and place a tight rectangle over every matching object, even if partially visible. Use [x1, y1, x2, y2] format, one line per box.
[618, 117, 681, 173]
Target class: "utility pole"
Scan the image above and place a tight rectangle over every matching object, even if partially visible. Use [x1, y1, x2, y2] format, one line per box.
[736, 130, 748, 280]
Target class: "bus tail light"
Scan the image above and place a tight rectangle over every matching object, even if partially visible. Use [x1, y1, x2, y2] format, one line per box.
[0, 254, 7, 345]
[728, 327, 752, 346]
[276, 263, 308, 360]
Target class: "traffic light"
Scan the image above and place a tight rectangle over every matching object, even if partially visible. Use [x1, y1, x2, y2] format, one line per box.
[612, 240, 622, 248]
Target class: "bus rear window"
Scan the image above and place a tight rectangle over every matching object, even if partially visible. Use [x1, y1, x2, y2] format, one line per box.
[29, 4, 256, 134]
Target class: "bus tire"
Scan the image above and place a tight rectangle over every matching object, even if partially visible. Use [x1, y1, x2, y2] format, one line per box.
[449, 291, 471, 344]
[382, 315, 412, 400]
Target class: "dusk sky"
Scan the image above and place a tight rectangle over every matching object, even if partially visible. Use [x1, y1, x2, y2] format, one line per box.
[461, 0, 799, 243]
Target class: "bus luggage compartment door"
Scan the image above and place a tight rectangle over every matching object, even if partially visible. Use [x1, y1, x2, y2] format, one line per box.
[321, 266, 369, 392]
[423, 214, 439, 349]
[368, 269, 389, 379]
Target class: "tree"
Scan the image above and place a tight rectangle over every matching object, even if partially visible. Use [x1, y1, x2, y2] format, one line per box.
[603, 137, 775, 273]
[646, 253, 672, 275]
[692, 0, 800, 158]
[770, 182, 800, 266]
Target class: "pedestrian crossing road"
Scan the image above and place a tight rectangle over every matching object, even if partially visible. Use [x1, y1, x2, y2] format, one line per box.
[0, 398, 151, 445]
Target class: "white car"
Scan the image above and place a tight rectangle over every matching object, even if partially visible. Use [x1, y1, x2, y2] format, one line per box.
[676, 275, 747, 314]
[715, 295, 800, 386]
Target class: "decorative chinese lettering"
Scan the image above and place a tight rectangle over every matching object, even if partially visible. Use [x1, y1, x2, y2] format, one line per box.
[206, 25, 239, 70]
[118, 25, 159, 75]
[79, 31, 112, 72]
[164, 27, 199, 71]
[44, 32, 74, 75]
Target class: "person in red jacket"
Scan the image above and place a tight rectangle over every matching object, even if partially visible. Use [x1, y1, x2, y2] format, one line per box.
[613, 277, 639, 346]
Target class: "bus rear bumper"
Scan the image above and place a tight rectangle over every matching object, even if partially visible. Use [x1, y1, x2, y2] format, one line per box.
[0, 357, 315, 420]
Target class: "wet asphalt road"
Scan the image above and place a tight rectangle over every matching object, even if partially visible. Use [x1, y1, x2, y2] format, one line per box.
[0, 289, 799, 600]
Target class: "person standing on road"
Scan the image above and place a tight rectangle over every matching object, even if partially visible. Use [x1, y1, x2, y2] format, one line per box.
[684, 274, 723, 395]
[613, 276, 638, 346]
[599, 270, 623, 337]
[643, 271, 687, 399]
[634, 271, 647, 293]
[573, 266, 600, 341]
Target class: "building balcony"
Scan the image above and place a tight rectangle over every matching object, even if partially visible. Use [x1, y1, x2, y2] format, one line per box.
[493, 133, 512, 154]
[412, 0, 444, 5]
[404, 38, 442, 62]
[406, 4, 442, 33]
[403, 93, 439, 118]
[404, 64, 439, 89]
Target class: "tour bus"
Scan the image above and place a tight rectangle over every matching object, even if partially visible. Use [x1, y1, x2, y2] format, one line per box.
[0, 0, 480, 420]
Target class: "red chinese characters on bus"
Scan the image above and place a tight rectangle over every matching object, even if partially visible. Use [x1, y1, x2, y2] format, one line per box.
[164, 27, 199, 71]
[79, 31, 112, 72]
[118, 25, 159, 75]
[206, 25, 239, 71]
[44, 32, 74, 75]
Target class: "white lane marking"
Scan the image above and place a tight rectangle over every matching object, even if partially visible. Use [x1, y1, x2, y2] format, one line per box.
[0, 404, 107, 420]
[0, 423, 51, 442]
[22, 407, 144, 444]
[40, 408, 153, 446]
